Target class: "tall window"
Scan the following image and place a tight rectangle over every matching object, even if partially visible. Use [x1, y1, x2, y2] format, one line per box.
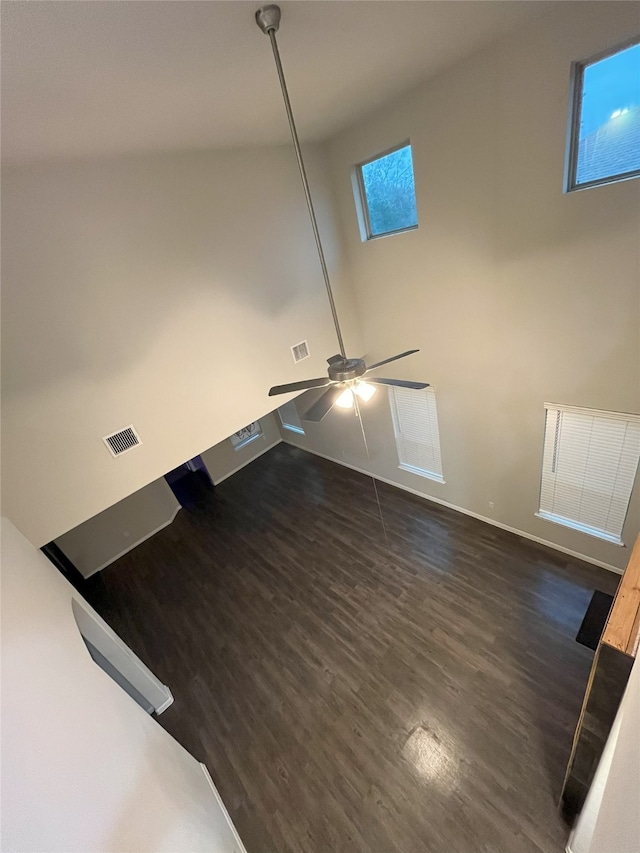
[389, 387, 443, 483]
[566, 39, 640, 191]
[278, 401, 305, 435]
[354, 142, 418, 240]
[538, 404, 640, 544]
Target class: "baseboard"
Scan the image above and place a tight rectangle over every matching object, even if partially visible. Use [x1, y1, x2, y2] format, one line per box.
[284, 441, 624, 576]
[200, 763, 249, 853]
[154, 688, 174, 715]
[212, 437, 282, 486]
[83, 505, 182, 577]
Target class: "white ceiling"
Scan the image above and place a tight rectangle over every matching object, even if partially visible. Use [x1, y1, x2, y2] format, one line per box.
[1, 0, 554, 164]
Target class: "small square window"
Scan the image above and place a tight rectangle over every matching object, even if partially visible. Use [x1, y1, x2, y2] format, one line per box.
[229, 421, 262, 451]
[354, 142, 418, 239]
[566, 39, 640, 191]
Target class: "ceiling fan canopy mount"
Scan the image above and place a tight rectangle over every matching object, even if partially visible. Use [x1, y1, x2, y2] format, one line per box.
[255, 4, 281, 35]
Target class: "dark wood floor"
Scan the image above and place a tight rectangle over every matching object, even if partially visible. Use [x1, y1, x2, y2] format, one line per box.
[85, 443, 619, 853]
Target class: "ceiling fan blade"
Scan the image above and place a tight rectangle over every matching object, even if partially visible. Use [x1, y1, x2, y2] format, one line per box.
[268, 377, 331, 397]
[302, 385, 342, 421]
[366, 349, 419, 372]
[368, 378, 430, 390]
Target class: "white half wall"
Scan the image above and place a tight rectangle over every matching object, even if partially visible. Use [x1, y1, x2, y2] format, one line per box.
[71, 596, 173, 713]
[0, 517, 246, 853]
[321, 1, 640, 571]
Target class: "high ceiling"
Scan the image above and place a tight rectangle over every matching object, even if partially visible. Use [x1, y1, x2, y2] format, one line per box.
[2, 0, 554, 164]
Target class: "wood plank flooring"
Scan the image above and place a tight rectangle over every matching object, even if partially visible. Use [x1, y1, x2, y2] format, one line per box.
[85, 443, 619, 853]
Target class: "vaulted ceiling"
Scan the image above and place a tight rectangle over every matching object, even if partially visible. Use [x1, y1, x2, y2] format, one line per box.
[1, 0, 553, 163]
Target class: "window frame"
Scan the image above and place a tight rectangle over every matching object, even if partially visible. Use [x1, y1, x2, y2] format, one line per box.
[536, 402, 640, 545]
[388, 386, 444, 484]
[353, 140, 419, 241]
[565, 36, 640, 193]
[229, 421, 263, 451]
[277, 401, 305, 435]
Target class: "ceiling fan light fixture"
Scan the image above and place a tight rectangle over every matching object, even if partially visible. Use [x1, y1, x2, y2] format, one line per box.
[335, 387, 355, 409]
[354, 380, 376, 402]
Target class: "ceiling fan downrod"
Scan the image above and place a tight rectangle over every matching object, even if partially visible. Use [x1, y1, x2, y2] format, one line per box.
[255, 4, 347, 361]
[256, 5, 428, 421]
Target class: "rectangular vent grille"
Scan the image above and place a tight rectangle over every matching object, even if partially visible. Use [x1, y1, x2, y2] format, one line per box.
[103, 425, 142, 458]
[291, 340, 310, 363]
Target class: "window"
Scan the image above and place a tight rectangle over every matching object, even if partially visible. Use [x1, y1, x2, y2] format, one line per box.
[389, 386, 443, 482]
[278, 401, 305, 435]
[538, 404, 640, 544]
[354, 142, 418, 239]
[566, 39, 640, 191]
[229, 421, 262, 451]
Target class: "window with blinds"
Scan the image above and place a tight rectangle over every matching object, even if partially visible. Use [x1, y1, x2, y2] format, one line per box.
[389, 387, 444, 483]
[278, 400, 305, 435]
[537, 403, 640, 544]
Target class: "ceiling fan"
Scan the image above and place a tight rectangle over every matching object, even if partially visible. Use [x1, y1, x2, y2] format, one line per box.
[256, 5, 429, 423]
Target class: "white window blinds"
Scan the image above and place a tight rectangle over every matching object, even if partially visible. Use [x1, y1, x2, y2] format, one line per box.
[389, 387, 444, 482]
[278, 401, 305, 435]
[538, 404, 640, 544]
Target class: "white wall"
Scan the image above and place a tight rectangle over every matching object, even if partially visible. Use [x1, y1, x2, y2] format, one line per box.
[1, 144, 362, 547]
[0, 517, 245, 853]
[299, 1, 640, 571]
[55, 476, 180, 577]
[568, 653, 640, 853]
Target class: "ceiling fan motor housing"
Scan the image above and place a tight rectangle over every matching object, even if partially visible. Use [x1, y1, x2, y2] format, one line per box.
[328, 358, 367, 383]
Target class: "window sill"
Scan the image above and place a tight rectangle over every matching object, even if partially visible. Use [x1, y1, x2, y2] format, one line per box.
[232, 434, 262, 452]
[398, 464, 445, 484]
[566, 168, 640, 193]
[535, 512, 623, 546]
[365, 224, 418, 242]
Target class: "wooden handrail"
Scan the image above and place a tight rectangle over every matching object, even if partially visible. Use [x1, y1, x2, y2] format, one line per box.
[602, 534, 640, 657]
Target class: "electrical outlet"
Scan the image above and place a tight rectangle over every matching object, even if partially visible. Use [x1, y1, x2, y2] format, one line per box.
[488, 501, 495, 509]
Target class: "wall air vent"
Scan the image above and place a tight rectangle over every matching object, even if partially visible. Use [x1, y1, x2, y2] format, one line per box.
[102, 425, 142, 458]
[291, 340, 310, 363]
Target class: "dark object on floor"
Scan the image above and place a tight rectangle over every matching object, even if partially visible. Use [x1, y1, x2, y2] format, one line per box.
[576, 590, 614, 651]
